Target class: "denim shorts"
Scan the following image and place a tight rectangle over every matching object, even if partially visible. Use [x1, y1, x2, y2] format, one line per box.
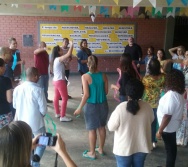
[84, 101, 109, 130]
[0, 112, 13, 129]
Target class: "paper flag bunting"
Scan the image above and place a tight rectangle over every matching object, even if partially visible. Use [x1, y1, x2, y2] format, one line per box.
[37, 4, 45, 10]
[61, 5, 69, 12]
[175, 7, 180, 13]
[181, 0, 188, 6]
[89, 6, 96, 15]
[74, 6, 82, 12]
[114, 0, 119, 5]
[166, 0, 174, 6]
[100, 6, 109, 15]
[11, 4, 18, 8]
[126, 7, 140, 18]
[149, 0, 156, 7]
[120, 6, 127, 12]
[23, 4, 33, 9]
[112, 6, 120, 16]
[138, 7, 146, 16]
[145, 7, 152, 13]
[49, 5, 57, 10]
[166, 7, 175, 18]
[75, 0, 80, 3]
[155, 7, 162, 14]
[180, 7, 188, 16]
[133, 0, 142, 8]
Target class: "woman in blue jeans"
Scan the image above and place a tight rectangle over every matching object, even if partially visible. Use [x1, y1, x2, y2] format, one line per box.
[108, 79, 154, 167]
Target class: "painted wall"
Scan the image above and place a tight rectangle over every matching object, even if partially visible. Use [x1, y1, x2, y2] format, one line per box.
[0, 16, 166, 72]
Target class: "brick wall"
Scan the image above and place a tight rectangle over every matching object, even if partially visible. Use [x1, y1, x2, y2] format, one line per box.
[0, 16, 166, 72]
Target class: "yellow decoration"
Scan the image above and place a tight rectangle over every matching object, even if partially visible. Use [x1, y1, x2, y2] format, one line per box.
[37, 4, 45, 10]
[145, 7, 152, 13]
[39, 23, 135, 55]
[114, 0, 119, 5]
[112, 6, 120, 16]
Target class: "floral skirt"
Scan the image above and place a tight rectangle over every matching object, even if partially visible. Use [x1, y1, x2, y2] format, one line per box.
[176, 103, 188, 146]
[0, 112, 13, 129]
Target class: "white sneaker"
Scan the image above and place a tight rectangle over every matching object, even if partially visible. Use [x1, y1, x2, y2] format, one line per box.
[153, 142, 157, 148]
[55, 114, 60, 118]
[60, 116, 72, 122]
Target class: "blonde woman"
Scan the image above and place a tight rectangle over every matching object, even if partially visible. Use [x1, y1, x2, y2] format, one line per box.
[74, 55, 108, 160]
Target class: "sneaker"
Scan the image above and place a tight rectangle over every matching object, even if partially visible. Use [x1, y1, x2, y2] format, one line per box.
[55, 114, 60, 118]
[153, 142, 157, 148]
[60, 116, 72, 122]
[68, 95, 72, 99]
[47, 99, 53, 103]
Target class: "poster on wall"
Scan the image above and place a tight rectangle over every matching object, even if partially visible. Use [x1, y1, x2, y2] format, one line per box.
[39, 22, 135, 56]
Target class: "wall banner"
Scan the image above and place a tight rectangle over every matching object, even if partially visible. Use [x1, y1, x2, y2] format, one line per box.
[39, 22, 135, 56]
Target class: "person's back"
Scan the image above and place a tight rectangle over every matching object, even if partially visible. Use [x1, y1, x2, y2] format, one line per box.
[13, 81, 46, 132]
[87, 72, 107, 104]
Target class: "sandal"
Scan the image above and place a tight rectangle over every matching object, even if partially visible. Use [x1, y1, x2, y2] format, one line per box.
[82, 150, 96, 160]
[95, 147, 105, 156]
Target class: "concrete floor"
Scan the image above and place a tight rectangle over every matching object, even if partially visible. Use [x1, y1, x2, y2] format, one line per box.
[41, 74, 188, 167]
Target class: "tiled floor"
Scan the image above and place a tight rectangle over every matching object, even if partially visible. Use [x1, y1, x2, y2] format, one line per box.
[41, 74, 188, 167]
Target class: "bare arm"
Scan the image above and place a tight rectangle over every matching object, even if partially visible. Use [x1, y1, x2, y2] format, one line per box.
[6, 89, 12, 103]
[156, 114, 172, 139]
[59, 41, 73, 63]
[51, 133, 77, 167]
[74, 75, 89, 115]
[169, 47, 179, 57]
[111, 84, 119, 91]
[34, 48, 46, 55]
[103, 73, 108, 95]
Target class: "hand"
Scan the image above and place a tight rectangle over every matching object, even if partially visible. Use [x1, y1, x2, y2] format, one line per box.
[21, 60, 25, 65]
[74, 108, 82, 116]
[69, 41, 73, 46]
[156, 131, 162, 140]
[51, 133, 66, 154]
[32, 134, 41, 150]
[111, 84, 115, 89]
[137, 63, 140, 68]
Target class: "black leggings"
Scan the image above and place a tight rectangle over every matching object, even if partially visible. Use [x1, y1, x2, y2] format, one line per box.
[162, 132, 177, 167]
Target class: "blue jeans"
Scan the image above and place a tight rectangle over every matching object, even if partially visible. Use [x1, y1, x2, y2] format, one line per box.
[115, 152, 147, 167]
[151, 108, 157, 143]
[31, 127, 46, 167]
[38, 74, 49, 99]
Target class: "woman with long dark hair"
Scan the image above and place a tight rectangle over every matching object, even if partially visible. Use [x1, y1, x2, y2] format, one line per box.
[51, 41, 73, 122]
[108, 79, 154, 167]
[111, 53, 139, 102]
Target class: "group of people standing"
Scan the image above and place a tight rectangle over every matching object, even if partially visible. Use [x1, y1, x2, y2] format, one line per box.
[0, 35, 188, 167]
[110, 37, 188, 167]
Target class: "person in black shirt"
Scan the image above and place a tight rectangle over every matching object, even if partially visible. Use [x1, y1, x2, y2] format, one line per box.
[0, 58, 13, 129]
[124, 37, 142, 72]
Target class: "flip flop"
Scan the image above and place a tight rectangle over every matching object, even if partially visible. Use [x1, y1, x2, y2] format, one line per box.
[82, 150, 96, 160]
[95, 147, 105, 156]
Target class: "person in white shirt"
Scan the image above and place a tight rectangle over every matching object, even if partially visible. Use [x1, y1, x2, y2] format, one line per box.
[156, 69, 185, 167]
[62, 38, 72, 99]
[108, 79, 154, 167]
[51, 41, 73, 122]
[13, 67, 47, 167]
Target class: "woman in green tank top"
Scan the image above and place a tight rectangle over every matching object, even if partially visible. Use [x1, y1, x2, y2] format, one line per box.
[74, 55, 109, 160]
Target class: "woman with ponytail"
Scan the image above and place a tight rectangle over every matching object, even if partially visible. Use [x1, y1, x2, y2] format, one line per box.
[74, 55, 108, 160]
[108, 79, 154, 167]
